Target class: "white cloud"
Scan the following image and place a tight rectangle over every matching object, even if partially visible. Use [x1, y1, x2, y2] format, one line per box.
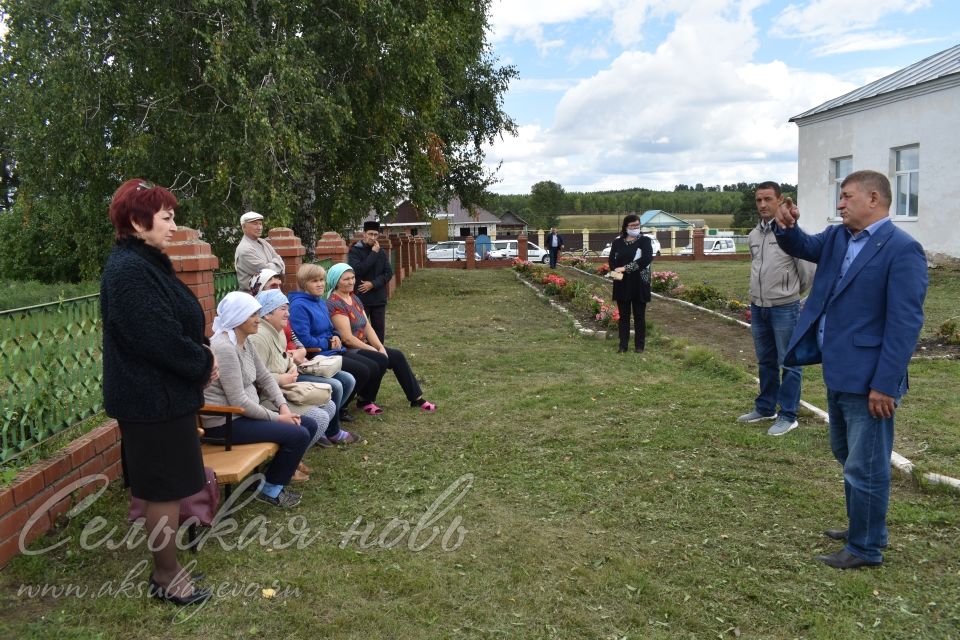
[772, 0, 931, 39]
[485, 0, 860, 193]
[810, 32, 942, 56]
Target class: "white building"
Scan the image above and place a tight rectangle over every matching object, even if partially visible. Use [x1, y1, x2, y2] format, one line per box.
[791, 44, 960, 261]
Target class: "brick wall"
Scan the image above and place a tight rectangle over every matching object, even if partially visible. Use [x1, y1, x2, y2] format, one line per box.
[0, 422, 121, 569]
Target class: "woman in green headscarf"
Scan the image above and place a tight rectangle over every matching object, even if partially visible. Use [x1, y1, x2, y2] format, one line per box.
[326, 263, 436, 413]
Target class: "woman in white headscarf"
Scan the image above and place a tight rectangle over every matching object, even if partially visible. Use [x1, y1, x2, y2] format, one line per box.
[202, 291, 315, 507]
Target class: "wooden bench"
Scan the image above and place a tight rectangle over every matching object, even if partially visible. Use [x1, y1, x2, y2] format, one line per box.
[197, 404, 278, 497]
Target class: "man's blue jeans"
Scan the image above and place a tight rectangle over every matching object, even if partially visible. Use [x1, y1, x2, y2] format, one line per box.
[750, 302, 802, 421]
[826, 390, 894, 563]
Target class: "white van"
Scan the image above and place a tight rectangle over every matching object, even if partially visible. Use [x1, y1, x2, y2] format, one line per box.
[488, 240, 550, 263]
[679, 237, 737, 256]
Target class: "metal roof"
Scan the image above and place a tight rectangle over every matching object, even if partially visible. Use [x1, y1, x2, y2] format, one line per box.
[791, 43, 960, 122]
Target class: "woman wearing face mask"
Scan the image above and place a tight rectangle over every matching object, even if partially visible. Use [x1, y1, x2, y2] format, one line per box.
[609, 214, 654, 353]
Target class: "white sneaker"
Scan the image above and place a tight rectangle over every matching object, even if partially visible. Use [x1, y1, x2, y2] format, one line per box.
[737, 410, 777, 423]
[767, 417, 799, 436]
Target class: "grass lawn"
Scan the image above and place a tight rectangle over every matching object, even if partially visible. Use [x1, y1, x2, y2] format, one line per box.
[0, 280, 100, 312]
[1, 269, 958, 639]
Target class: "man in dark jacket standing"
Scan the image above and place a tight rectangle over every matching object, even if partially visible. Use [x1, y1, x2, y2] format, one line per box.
[348, 221, 394, 341]
[545, 227, 564, 268]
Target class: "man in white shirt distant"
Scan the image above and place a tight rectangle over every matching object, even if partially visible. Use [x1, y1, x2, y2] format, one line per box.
[234, 211, 286, 290]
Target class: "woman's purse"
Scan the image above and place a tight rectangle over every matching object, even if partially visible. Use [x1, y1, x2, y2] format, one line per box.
[280, 381, 332, 405]
[129, 467, 219, 526]
[297, 354, 342, 377]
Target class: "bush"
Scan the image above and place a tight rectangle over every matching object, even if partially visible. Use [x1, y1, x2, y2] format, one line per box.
[676, 283, 726, 308]
[651, 271, 681, 293]
[935, 318, 960, 345]
[542, 273, 567, 295]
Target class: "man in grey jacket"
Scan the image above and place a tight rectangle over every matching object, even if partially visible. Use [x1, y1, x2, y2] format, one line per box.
[738, 182, 815, 436]
[234, 211, 286, 290]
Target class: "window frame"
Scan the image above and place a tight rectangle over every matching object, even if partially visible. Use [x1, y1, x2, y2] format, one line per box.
[829, 156, 853, 222]
[892, 145, 919, 219]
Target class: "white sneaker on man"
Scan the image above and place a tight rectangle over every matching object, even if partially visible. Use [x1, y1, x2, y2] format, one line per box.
[767, 417, 799, 436]
[737, 410, 777, 423]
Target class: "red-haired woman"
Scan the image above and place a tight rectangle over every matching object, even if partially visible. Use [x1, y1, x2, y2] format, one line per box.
[100, 179, 216, 606]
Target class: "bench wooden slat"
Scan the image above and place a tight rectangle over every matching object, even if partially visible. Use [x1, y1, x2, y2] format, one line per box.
[200, 443, 279, 485]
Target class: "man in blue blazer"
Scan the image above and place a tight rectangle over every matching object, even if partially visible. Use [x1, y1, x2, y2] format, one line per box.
[773, 170, 927, 570]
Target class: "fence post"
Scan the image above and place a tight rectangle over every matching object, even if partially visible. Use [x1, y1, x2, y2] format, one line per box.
[693, 228, 706, 259]
[582, 228, 590, 253]
[267, 228, 306, 293]
[465, 236, 476, 269]
[380, 235, 397, 296]
[537, 229, 545, 248]
[387, 233, 404, 287]
[164, 227, 219, 335]
[314, 232, 348, 267]
[518, 234, 528, 262]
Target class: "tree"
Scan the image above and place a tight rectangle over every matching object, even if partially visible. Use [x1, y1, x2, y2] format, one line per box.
[0, 0, 516, 280]
[528, 180, 565, 229]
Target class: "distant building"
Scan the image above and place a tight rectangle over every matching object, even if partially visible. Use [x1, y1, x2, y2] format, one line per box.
[360, 197, 502, 241]
[639, 210, 693, 229]
[791, 43, 960, 260]
[495, 210, 529, 237]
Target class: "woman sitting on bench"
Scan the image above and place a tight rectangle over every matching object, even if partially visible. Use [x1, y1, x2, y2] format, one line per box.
[203, 291, 316, 508]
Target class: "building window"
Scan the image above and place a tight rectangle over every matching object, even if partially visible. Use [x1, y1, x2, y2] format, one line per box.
[894, 145, 919, 217]
[832, 156, 853, 215]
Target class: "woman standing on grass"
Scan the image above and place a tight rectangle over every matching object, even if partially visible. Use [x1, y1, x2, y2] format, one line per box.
[100, 178, 215, 607]
[609, 214, 654, 353]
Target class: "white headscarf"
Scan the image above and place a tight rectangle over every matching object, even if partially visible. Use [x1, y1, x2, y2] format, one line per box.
[212, 291, 262, 345]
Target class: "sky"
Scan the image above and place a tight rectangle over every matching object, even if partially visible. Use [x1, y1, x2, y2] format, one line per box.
[482, 0, 960, 194]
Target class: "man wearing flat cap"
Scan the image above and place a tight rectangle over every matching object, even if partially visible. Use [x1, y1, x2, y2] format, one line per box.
[348, 220, 394, 342]
[234, 211, 286, 291]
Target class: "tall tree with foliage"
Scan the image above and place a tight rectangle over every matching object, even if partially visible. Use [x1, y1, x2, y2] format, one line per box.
[0, 0, 516, 280]
[527, 180, 565, 229]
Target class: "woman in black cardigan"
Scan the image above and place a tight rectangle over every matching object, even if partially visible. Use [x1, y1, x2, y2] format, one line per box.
[608, 214, 654, 353]
[100, 179, 217, 606]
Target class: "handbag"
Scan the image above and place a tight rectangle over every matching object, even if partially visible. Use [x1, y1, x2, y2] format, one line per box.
[280, 381, 332, 405]
[297, 354, 342, 377]
[128, 467, 219, 527]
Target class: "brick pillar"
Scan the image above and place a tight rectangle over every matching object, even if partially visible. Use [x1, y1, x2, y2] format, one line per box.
[379, 235, 397, 296]
[518, 234, 529, 262]
[387, 234, 404, 286]
[693, 228, 705, 259]
[537, 229, 545, 248]
[164, 227, 220, 335]
[314, 232, 348, 267]
[398, 233, 412, 276]
[465, 236, 476, 269]
[267, 228, 306, 293]
[415, 237, 425, 269]
[582, 228, 590, 254]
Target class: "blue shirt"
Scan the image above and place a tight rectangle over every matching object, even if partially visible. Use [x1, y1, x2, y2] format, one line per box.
[818, 217, 891, 348]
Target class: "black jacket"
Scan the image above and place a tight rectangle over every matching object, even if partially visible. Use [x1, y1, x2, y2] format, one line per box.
[100, 238, 214, 421]
[608, 235, 653, 303]
[347, 240, 394, 308]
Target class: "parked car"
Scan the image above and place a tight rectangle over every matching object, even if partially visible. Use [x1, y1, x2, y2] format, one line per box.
[490, 240, 550, 263]
[426, 241, 481, 261]
[600, 233, 661, 258]
[678, 237, 737, 256]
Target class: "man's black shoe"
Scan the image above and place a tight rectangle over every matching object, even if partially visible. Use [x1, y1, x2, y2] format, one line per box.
[824, 528, 848, 541]
[815, 548, 881, 570]
[340, 409, 355, 423]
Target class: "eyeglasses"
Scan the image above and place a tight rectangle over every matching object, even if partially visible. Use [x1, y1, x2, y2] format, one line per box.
[136, 181, 155, 191]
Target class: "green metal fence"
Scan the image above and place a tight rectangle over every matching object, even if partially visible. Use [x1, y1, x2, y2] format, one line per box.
[1, 295, 103, 463]
[214, 270, 239, 301]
